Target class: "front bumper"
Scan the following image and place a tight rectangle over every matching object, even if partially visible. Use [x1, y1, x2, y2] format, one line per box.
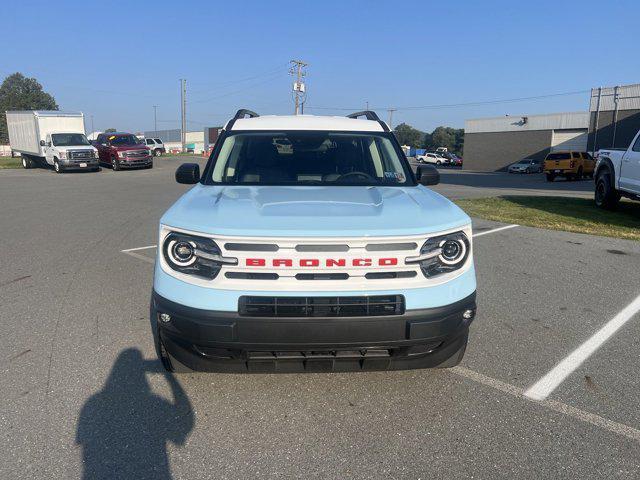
[151, 290, 477, 372]
[60, 159, 99, 170]
[118, 156, 152, 168]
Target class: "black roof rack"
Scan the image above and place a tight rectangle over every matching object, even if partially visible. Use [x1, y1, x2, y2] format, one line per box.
[346, 110, 389, 132]
[233, 109, 259, 120]
[226, 109, 260, 131]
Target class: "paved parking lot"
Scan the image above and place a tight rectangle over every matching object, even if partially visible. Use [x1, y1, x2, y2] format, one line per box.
[1, 156, 639, 479]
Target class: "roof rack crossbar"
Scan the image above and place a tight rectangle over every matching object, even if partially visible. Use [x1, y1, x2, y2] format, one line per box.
[346, 110, 389, 132]
[233, 109, 260, 120]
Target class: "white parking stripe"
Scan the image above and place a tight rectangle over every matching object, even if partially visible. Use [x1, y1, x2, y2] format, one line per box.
[122, 250, 155, 264]
[121, 244, 157, 252]
[473, 224, 518, 238]
[524, 292, 640, 401]
[453, 367, 640, 442]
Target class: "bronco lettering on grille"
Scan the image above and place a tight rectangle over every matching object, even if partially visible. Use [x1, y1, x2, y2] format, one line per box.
[245, 258, 399, 268]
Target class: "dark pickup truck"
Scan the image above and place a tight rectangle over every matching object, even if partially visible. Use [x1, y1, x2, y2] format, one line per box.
[93, 133, 153, 170]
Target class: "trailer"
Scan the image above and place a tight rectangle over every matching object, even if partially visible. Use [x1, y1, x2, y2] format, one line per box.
[5, 111, 99, 173]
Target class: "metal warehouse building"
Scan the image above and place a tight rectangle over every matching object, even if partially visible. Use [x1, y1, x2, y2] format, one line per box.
[589, 83, 640, 152]
[463, 112, 589, 171]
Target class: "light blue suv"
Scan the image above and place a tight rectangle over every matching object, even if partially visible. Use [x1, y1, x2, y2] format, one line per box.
[150, 110, 477, 373]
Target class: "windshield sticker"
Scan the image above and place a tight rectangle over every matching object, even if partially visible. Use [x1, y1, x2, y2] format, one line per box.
[384, 171, 405, 182]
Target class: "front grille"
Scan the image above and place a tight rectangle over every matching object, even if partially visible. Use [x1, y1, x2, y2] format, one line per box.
[239, 295, 405, 317]
[125, 150, 149, 157]
[69, 150, 94, 159]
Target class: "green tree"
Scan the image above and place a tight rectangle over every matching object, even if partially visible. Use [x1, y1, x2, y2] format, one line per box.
[0, 73, 58, 143]
[423, 126, 464, 155]
[393, 123, 424, 147]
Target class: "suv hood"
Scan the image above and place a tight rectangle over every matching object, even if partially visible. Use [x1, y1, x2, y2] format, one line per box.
[161, 185, 471, 237]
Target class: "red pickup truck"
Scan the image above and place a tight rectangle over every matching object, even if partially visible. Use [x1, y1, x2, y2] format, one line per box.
[93, 133, 153, 170]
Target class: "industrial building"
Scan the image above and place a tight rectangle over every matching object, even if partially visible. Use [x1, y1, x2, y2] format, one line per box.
[463, 112, 589, 171]
[588, 83, 640, 152]
[463, 83, 640, 172]
[143, 126, 222, 154]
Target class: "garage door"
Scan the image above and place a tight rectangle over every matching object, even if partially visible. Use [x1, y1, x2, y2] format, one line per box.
[551, 129, 588, 151]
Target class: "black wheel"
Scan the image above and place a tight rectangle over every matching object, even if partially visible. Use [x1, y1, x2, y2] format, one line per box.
[112, 156, 120, 171]
[546, 173, 555, 182]
[146, 161, 154, 169]
[54, 159, 63, 174]
[154, 149, 161, 157]
[525, 168, 530, 174]
[594, 173, 621, 210]
[22, 156, 32, 169]
[436, 334, 468, 368]
[436, 160, 441, 165]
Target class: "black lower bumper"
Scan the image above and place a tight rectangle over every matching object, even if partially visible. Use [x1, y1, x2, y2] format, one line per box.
[150, 291, 476, 372]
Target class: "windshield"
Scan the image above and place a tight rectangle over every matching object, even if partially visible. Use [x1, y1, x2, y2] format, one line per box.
[109, 135, 141, 146]
[205, 131, 415, 186]
[515, 160, 531, 165]
[51, 133, 90, 146]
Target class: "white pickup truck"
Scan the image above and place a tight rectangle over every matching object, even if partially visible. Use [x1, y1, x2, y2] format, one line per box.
[594, 129, 640, 209]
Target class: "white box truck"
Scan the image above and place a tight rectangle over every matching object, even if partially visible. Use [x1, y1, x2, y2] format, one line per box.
[5, 111, 99, 173]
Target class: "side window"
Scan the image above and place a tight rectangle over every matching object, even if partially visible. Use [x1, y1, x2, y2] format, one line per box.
[572, 152, 581, 159]
[154, 138, 162, 144]
[632, 135, 640, 152]
[146, 139, 153, 145]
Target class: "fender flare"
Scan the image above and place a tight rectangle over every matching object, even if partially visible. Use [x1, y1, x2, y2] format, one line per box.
[595, 157, 615, 188]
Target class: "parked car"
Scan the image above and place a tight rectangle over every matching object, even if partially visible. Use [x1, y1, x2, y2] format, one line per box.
[150, 109, 477, 373]
[508, 158, 543, 174]
[543, 151, 594, 181]
[144, 138, 166, 156]
[94, 133, 153, 170]
[450, 155, 463, 167]
[594, 129, 640, 209]
[5, 110, 99, 173]
[417, 152, 446, 165]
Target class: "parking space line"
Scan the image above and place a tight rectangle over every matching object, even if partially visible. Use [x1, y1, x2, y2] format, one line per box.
[472, 224, 518, 238]
[121, 244, 157, 253]
[122, 250, 155, 264]
[524, 292, 640, 401]
[452, 366, 640, 443]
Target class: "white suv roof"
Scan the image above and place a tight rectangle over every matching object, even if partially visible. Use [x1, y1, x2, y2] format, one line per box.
[229, 114, 387, 132]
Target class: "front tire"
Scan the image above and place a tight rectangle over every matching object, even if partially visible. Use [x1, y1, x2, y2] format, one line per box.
[154, 149, 162, 157]
[22, 156, 33, 169]
[595, 174, 620, 210]
[112, 155, 120, 171]
[54, 159, 63, 174]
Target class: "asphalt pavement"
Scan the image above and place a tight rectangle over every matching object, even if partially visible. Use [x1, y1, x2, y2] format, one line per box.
[1, 156, 639, 479]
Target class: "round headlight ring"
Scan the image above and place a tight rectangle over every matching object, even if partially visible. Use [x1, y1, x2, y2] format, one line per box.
[166, 238, 197, 267]
[438, 238, 467, 265]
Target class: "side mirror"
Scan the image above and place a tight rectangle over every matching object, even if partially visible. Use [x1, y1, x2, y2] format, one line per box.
[176, 163, 200, 184]
[417, 164, 440, 186]
[40, 140, 46, 146]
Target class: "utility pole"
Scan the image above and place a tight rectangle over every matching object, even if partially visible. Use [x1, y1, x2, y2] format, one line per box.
[289, 59, 308, 115]
[366, 101, 369, 111]
[387, 108, 397, 129]
[179, 79, 187, 152]
[90, 115, 94, 136]
[153, 105, 158, 134]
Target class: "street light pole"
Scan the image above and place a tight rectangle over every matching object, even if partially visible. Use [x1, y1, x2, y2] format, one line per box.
[153, 105, 158, 133]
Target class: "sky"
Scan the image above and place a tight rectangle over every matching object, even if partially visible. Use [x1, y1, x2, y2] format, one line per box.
[3, 0, 639, 134]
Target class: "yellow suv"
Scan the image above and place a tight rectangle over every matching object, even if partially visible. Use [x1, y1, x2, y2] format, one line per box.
[544, 151, 595, 182]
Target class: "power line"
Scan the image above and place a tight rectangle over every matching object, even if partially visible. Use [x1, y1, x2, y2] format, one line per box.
[187, 72, 287, 105]
[305, 89, 591, 112]
[188, 63, 290, 95]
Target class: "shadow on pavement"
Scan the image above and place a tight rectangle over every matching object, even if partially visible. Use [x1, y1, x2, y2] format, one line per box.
[76, 348, 194, 480]
[437, 171, 594, 193]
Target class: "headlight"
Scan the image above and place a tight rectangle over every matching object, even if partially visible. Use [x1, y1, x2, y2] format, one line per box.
[406, 231, 470, 278]
[59, 151, 67, 159]
[162, 232, 237, 279]
[118, 151, 126, 158]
